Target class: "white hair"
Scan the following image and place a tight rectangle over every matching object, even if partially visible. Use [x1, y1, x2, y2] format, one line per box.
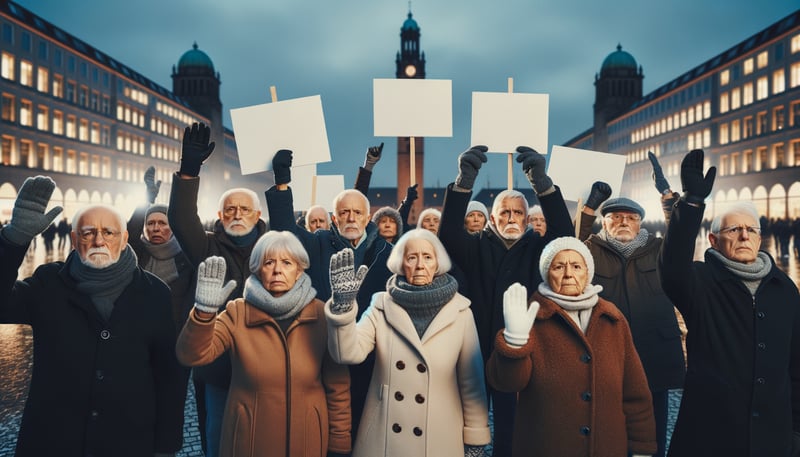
[418, 208, 441, 222]
[305, 205, 330, 226]
[218, 188, 261, 212]
[386, 228, 452, 276]
[491, 190, 529, 218]
[332, 189, 370, 215]
[248, 231, 310, 274]
[71, 204, 126, 234]
[710, 201, 760, 234]
[528, 205, 543, 216]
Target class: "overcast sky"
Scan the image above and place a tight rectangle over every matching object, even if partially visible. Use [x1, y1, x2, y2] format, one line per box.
[16, 1, 798, 192]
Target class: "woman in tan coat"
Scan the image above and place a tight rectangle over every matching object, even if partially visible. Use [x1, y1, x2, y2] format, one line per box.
[176, 231, 351, 457]
[325, 229, 490, 457]
[487, 236, 657, 457]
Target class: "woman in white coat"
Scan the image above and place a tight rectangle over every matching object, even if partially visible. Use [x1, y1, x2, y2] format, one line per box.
[325, 228, 491, 457]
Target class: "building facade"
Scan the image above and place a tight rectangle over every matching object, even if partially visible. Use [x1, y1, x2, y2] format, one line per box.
[566, 9, 800, 222]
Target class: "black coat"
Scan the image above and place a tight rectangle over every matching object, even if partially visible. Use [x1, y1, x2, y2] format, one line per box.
[659, 200, 800, 457]
[0, 235, 186, 456]
[438, 184, 574, 360]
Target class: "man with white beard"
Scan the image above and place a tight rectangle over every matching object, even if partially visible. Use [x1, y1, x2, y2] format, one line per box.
[438, 145, 574, 457]
[0, 176, 186, 457]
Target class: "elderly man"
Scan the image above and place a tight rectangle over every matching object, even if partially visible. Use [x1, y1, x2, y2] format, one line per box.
[578, 182, 685, 457]
[266, 149, 392, 445]
[168, 122, 268, 457]
[0, 176, 186, 457]
[304, 204, 330, 232]
[438, 145, 574, 457]
[660, 149, 800, 457]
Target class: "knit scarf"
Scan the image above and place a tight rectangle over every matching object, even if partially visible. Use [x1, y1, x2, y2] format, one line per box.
[68, 245, 137, 321]
[243, 272, 317, 321]
[707, 249, 771, 296]
[598, 228, 650, 258]
[140, 234, 182, 284]
[538, 281, 603, 333]
[387, 274, 458, 338]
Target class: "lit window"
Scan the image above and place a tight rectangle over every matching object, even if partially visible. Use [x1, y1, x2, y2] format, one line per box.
[52, 147, 63, 172]
[36, 105, 48, 130]
[756, 76, 769, 100]
[703, 129, 711, 148]
[743, 58, 754, 75]
[1, 52, 14, 80]
[720, 92, 729, 114]
[774, 106, 785, 131]
[52, 111, 63, 135]
[719, 123, 729, 145]
[66, 115, 76, 138]
[731, 87, 741, 110]
[757, 51, 768, 69]
[90, 122, 99, 144]
[52, 74, 63, 98]
[79, 119, 88, 141]
[731, 120, 741, 142]
[1, 94, 14, 121]
[772, 69, 785, 94]
[20, 100, 32, 126]
[36, 67, 48, 92]
[792, 62, 800, 88]
[703, 101, 711, 119]
[793, 35, 800, 53]
[720, 69, 730, 86]
[19, 60, 32, 86]
[743, 83, 754, 105]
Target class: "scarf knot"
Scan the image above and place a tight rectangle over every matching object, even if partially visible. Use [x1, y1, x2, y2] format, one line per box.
[386, 274, 458, 338]
[68, 245, 138, 321]
[537, 281, 603, 333]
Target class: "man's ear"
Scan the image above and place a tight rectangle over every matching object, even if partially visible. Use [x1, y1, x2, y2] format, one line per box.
[708, 232, 719, 249]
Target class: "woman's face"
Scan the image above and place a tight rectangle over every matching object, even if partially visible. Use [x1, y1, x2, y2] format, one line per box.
[547, 250, 588, 296]
[420, 214, 440, 234]
[377, 216, 398, 240]
[402, 238, 439, 286]
[259, 249, 303, 297]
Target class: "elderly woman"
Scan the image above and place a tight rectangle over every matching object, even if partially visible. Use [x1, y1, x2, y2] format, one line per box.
[464, 200, 488, 234]
[487, 236, 657, 457]
[372, 206, 404, 244]
[417, 207, 441, 234]
[325, 228, 490, 457]
[176, 231, 351, 457]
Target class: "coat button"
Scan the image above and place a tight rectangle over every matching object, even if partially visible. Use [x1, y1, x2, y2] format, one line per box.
[90, 410, 99, 419]
[757, 311, 765, 319]
[394, 391, 404, 401]
[413, 427, 423, 436]
[416, 363, 427, 373]
[581, 392, 592, 401]
[392, 423, 402, 433]
[95, 370, 104, 381]
[757, 342, 766, 350]
[580, 353, 591, 363]
[100, 329, 111, 340]
[756, 377, 765, 385]
[580, 426, 590, 435]
[415, 394, 425, 404]
[396, 361, 405, 370]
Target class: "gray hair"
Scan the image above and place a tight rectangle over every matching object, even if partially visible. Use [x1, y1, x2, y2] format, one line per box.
[418, 208, 441, 222]
[332, 189, 370, 215]
[71, 204, 126, 233]
[305, 205, 330, 226]
[386, 228, 452, 276]
[248, 231, 310, 274]
[492, 190, 529, 218]
[218, 188, 261, 212]
[710, 201, 760, 234]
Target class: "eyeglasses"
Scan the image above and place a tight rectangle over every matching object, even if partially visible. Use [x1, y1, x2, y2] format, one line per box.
[604, 213, 641, 223]
[78, 228, 121, 242]
[223, 206, 254, 216]
[718, 225, 761, 237]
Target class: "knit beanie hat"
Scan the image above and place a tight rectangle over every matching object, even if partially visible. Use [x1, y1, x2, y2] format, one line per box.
[466, 200, 489, 219]
[372, 206, 404, 237]
[145, 203, 168, 220]
[539, 236, 595, 284]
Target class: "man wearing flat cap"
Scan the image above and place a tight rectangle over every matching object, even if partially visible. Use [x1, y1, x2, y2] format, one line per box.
[578, 182, 685, 457]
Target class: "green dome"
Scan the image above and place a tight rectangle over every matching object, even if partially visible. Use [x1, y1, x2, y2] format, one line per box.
[402, 12, 419, 30]
[601, 44, 637, 70]
[178, 43, 214, 71]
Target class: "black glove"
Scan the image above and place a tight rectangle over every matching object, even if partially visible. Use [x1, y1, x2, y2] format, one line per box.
[403, 184, 419, 204]
[179, 123, 215, 177]
[516, 146, 552, 193]
[144, 166, 161, 204]
[363, 142, 383, 172]
[584, 181, 612, 210]
[680, 149, 716, 205]
[455, 146, 488, 190]
[272, 149, 293, 185]
[648, 151, 672, 195]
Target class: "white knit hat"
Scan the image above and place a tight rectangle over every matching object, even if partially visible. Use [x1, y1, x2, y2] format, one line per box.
[465, 200, 489, 219]
[539, 236, 595, 284]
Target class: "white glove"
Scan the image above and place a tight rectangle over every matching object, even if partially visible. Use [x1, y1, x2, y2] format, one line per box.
[194, 256, 237, 314]
[502, 282, 539, 347]
[329, 248, 368, 314]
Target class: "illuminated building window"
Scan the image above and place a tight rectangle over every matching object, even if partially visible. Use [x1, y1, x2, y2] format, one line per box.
[791, 62, 800, 88]
[756, 51, 768, 69]
[52, 74, 63, 97]
[52, 110, 63, 135]
[792, 34, 800, 53]
[731, 119, 740, 142]
[772, 69, 785, 94]
[720, 69, 730, 86]
[66, 115, 76, 138]
[20, 99, 32, 126]
[719, 123, 729, 145]
[730, 87, 740, 110]
[756, 76, 768, 100]
[19, 60, 32, 86]
[1, 52, 14, 80]
[52, 147, 63, 172]
[36, 67, 48, 92]
[743, 58, 754, 75]
[1, 93, 15, 121]
[36, 105, 48, 131]
[743, 83, 753, 105]
[719, 92, 729, 114]
[79, 119, 88, 141]
[773, 106, 785, 131]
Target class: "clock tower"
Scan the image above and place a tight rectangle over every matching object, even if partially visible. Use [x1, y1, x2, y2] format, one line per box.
[395, 10, 426, 222]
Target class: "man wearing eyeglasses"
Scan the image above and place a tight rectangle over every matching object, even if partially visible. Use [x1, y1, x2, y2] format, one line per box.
[660, 149, 800, 457]
[0, 176, 186, 457]
[168, 122, 269, 457]
[579, 185, 686, 457]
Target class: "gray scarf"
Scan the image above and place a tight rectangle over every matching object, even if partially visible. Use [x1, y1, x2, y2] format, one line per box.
[598, 227, 650, 258]
[140, 234, 182, 284]
[386, 274, 458, 338]
[243, 272, 317, 321]
[68, 245, 138, 321]
[538, 282, 603, 333]
[707, 249, 771, 296]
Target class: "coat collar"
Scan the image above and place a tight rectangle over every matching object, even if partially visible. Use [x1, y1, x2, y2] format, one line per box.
[534, 291, 621, 327]
[378, 292, 471, 355]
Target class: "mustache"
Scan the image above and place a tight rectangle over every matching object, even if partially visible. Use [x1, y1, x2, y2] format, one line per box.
[86, 247, 112, 257]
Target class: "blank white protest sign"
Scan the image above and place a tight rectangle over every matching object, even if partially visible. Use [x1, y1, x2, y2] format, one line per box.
[373, 79, 452, 137]
[314, 175, 345, 212]
[287, 164, 317, 212]
[470, 92, 549, 155]
[230, 95, 331, 175]
[547, 145, 627, 202]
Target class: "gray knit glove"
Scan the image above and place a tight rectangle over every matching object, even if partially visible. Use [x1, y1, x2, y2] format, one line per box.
[455, 146, 488, 190]
[144, 165, 161, 204]
[194, 256, 237, 314]
[329, 248, 368, 314]
[363, 142, 383, 172]
[465, 445, 487, 457]
[3, 176, 62, 246]
[516, 146, 552, 193]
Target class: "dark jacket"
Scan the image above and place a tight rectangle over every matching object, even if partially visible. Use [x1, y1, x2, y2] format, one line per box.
[0, 235, 186, 457]
[659, 200, 800, 457]
[168, 174, 269, 387]
[581, 219, 685, 392]
[438, 184, 574, 360]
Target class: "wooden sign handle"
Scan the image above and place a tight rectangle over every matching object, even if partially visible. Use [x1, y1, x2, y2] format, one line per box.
[409, 136, 416, 187]
[507, 77, 514, 190]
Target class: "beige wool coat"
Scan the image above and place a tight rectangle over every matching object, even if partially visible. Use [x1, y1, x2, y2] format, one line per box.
[326, 291, 491, 457]
[176, 298, 351, 457]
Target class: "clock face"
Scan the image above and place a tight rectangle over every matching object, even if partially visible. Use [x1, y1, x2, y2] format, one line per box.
[404, 64, 417, 77]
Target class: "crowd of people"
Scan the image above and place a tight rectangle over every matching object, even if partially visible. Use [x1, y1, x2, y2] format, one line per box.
[0, 121, 798, 457]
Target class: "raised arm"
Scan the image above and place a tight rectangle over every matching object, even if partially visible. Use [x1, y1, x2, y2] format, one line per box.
[354, 142, 383, 196]
[439, 146, 487, 267]
[515, 146, 574, 240]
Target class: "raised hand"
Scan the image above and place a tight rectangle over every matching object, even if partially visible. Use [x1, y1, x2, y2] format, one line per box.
[364, 142, 384, 171]
[403, 183, 419, 204]
[516, 146, 552, 193]
[194, 256, 237, 314]
[502, 282, 539, 347]
[179, 122, 215, 177]
[584, 181, 612, 210]
[272, 149, 293, 185]
[455, 146, 488, 190]
[680, 149, 716, 205]
[144, 166, 161, 203]
[3, 176, 62, 246]
[648, 151, 672, 195]
[328, 248, 368, 314]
